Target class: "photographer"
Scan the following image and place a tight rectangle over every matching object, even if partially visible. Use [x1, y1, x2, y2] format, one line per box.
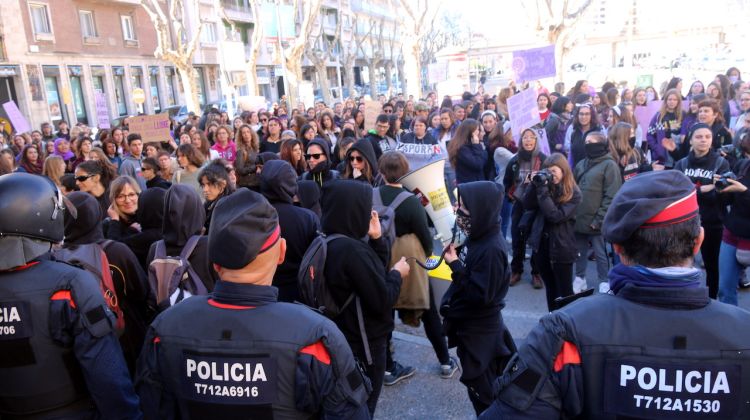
[521, 153, 582, 311]
[675, 123, 730, 299]
[718, 133, 750, 305]
[503, 128, 547, 288]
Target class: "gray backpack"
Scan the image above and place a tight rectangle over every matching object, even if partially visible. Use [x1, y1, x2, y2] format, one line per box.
[372, 189, 412, 247]
[148, 236, 208, 311]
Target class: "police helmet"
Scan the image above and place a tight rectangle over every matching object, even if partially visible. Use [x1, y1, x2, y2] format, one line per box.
[0, 173, 68, 243]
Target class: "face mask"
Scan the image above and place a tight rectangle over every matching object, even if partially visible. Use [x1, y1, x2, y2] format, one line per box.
[629, 136, 636, 148]
[646, 91, 655, 102]
[729, 76, 739, 83]
[585, 142, 609, 159]
[455, 209, 472, 238]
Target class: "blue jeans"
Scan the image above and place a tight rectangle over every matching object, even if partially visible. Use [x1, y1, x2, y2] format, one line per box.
[500, 199, 512, 239]
[718, 240, 743, 305]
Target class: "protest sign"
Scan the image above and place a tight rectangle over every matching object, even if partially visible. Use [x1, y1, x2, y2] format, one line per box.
[237, 96, 268, 112]
[128, 113, 171, 143]
[2, 101, 31, 133]
[507, 88, 541, 140]
[380, 141, 445, 171]
[428, 62, 448, 84]
[364, 100, 381, 131]
[633, 101, 662, 141]
[95, 92, 110, 129]
[512, 45, 556, 83]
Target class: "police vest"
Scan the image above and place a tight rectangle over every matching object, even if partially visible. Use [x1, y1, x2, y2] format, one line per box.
[150, 296, 367, 420]
[562, 290, 750, 419]
[0, 260, 112, 416]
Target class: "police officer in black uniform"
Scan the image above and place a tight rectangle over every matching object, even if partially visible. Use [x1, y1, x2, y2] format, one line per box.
[0, 173, 142, 419]
[482, 170, 750, 419]
[136, 188, 370, 419]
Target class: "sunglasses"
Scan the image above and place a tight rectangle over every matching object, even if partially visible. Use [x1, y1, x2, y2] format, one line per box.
[349, 155, 364, 163]
[140, 167, 153, 171]
[305, 153, 323, 160]
[75, 174, 95, 182]
[260, 119, 268, 122]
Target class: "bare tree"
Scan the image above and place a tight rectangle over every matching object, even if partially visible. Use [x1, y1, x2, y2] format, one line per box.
[524, 0, 596, 82]
[141, 0, 203, 113]
[358, 16, 385, 98]
[340, 14, 373, 99]
[214, 0, 265, 96]
[397, 0, 440, 99]
[282, 0, 324, 109]
[305, 7, 342, 104]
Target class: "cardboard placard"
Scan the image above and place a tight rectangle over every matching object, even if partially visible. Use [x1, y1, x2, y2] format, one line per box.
[2, 101, 31, 134]
[128, 113, 171, 143]
[364, 100, 381, 132]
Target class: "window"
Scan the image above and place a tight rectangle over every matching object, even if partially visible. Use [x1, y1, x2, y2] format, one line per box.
[30, 3, 52, 36]
[121, 15, 136, 41]
[79, 10, 97, 38]
[201, 22, 217, 44]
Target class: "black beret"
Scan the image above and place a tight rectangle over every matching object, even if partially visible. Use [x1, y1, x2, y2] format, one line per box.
[602, 170, 699, 244]
[208, 189, 280, 269]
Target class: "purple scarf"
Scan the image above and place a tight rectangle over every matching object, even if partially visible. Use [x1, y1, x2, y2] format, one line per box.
[608, 263, 702, 294]
[53, 138, 74, 160]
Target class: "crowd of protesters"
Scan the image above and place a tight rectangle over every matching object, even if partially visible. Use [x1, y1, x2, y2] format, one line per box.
[1, 64, 750, 417]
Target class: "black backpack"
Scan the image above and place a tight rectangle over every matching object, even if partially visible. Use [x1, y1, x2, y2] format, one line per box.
[298, 233, 373, 364]
[372, 189, 412, 247]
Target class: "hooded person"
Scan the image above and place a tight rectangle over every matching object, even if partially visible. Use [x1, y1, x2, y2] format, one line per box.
[260, 160, 320, 303]
[63, 191, 153, 375]
[440, 180, 515, 416]
[108, 187, 166, 270]
[146, 184, 219, 292]
[343, 138, 383, 186]
[321, 180, 410, 416]
[296, 179, 322, 218]
[301, 138, 340, 188]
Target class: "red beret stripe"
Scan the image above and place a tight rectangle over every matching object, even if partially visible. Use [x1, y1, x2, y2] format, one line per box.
[642, 190, 699, 228]
[259, 224, 281, 253]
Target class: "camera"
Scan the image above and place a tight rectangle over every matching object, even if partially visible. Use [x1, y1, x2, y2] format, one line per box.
[532, 169, 552, 186]
[715, 172, 737, 192]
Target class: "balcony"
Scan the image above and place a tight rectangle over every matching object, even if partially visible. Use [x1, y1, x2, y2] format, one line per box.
[222, 0, 254, 23]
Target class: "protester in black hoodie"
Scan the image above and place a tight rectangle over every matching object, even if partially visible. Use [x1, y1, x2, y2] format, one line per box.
[440, 180, 515, 416]
[260, 160, 320, 302]
[344, 138, 383, 186]
[64, 192, 153, 375]
[675, 123, 730, 299]
[296, 179, 322, 218]
[301, 138, 340, 189]
[199, 161, 235, 234]
[146, 184, 219, 292]
[321, 180, 409, 416]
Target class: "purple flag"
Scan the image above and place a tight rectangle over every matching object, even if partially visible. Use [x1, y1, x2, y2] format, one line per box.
[512, 45, 556, 83]
[2, 101, 31, 134]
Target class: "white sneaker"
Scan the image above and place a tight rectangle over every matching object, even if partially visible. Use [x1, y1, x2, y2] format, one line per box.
[572, 276, 587, 294]
[598, 282, 611, 294]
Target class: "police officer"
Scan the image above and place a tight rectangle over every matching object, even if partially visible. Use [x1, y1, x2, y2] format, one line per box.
[136, 188, 370, 419]
[0, 173, 142, 419]
[482, 170, 750, 419]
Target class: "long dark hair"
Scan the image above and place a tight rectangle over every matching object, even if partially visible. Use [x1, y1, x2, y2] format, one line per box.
[78, 158, 117, 189]
[280, 138, 306, 175]
[572, 103, 599, 132]
[543, 153, 576, 204]
[447, 118, 479, 169]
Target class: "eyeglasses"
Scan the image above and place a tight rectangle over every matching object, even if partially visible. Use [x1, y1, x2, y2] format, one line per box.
[383, 109, 393, 114]
[349, 155, 364, 163]
[305, 153, 323, 160]
[75, 174, 95, 182]
[140, 167, 153, 172]
[115, 192, 138, 202]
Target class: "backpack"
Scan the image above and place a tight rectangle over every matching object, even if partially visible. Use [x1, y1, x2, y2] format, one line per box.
[297, 233, 373, 365]
[54, 241, 125, 334]
[148, 236, 208, 311]
[372, 189, 412, 247]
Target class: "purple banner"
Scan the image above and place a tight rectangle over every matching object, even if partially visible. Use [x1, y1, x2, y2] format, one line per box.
[633, 101, 662, 141]
[507, 88, 541, 141]
[512, 45, 556, 83]
[95, 92, 110, 129]
[2, 101, 31, 134]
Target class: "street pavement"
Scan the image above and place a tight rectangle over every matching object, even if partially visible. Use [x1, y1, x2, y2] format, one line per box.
[376, 250, 750, 419]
